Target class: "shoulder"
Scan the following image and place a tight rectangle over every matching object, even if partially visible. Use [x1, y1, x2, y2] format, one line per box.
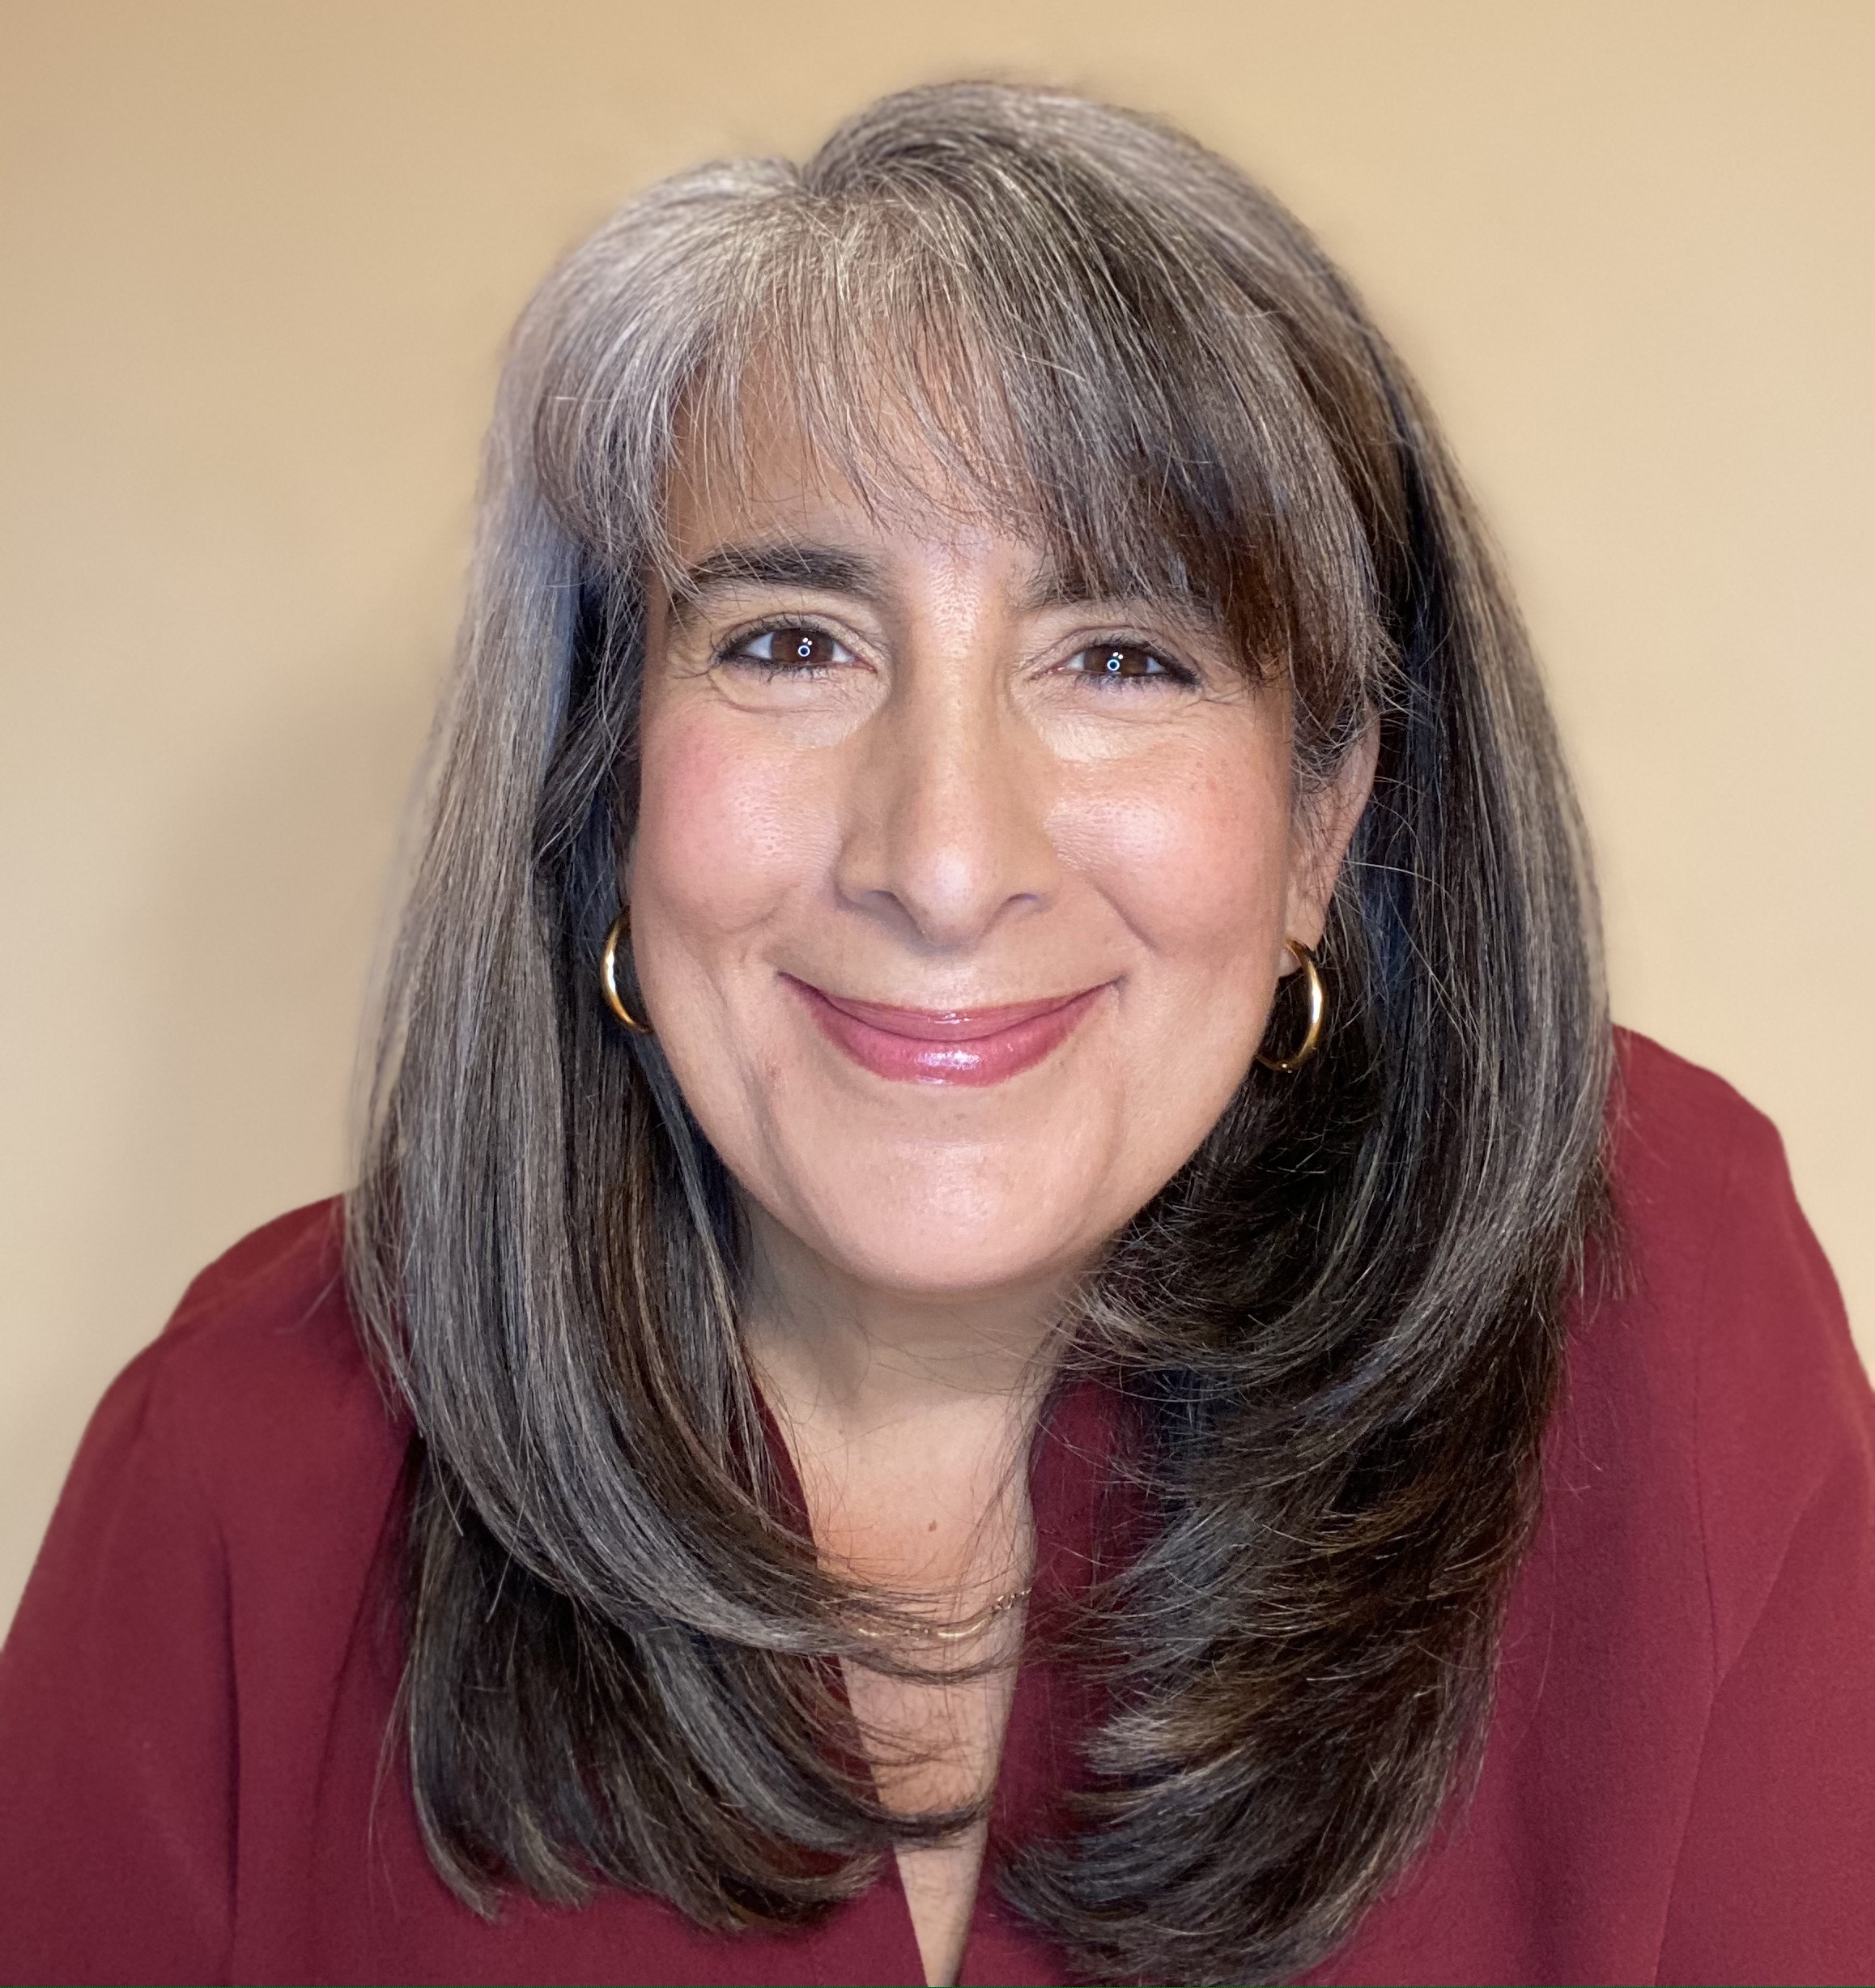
[0, 1203, 411, 1980]
[1604, 1028, 1803, 1269]
[110, 1198, 407, 1545]
[1602, 1028, 1864, 1433]
[1588, 1029, 1873, 1665]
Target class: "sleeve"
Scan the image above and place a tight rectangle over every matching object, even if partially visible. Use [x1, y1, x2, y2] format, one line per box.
[1652, 1104, 1875, 1986]
[0, 1342, 236, 1986]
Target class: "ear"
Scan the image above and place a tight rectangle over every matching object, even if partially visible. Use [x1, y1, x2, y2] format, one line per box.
[1280, 724, 1379, 969]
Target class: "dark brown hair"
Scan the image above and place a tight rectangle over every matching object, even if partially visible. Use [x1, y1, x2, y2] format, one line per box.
[347, 82, 1609, 1985]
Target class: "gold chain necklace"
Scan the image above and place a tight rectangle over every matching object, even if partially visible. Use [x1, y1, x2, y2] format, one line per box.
[852, 1582, 1034, 1645]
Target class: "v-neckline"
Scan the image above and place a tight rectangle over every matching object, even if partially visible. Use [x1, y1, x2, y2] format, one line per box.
[759, 1374, 1133, 1986]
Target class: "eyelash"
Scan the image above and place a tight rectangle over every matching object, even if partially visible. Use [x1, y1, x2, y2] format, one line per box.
[716, 620, 854, 675]
[1065, 641, 1197, 688]
[712, 618, 1198, 687]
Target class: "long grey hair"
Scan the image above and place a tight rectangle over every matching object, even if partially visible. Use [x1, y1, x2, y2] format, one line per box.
[347, 82, 1609, 1985]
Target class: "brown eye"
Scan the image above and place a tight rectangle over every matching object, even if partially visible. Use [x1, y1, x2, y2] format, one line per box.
[729, 625, 849, 670]
[1073, 643, 1172, 681]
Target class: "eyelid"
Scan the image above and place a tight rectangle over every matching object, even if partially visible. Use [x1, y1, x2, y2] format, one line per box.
[713, 614, 865, 668]
[1062, 635, 1200, 684]
[705, 614, 1204, 683]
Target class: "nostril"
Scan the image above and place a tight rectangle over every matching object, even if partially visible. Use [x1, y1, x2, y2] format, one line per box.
[832, 726, 1060, 945]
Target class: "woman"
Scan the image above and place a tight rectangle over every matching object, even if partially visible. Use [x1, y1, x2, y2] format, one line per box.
[1, 82, 1869, 1988]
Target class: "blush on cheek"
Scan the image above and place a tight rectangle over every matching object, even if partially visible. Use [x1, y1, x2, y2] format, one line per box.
[1048, 753, 1291, 962]
[631, 712, 836, 934]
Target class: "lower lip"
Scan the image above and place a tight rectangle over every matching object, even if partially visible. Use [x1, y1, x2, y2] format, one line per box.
[788, 978, 1107, 1087]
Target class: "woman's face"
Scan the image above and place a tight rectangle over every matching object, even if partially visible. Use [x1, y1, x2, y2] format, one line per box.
[631, 406, 1372, 1306]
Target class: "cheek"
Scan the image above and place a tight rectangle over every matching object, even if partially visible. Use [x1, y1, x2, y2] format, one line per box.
[630, 706, 833, 936]
[1051, 731, 1294, 967]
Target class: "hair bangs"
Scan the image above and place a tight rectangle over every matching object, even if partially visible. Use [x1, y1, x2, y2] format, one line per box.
[529, 134, 1392, 777]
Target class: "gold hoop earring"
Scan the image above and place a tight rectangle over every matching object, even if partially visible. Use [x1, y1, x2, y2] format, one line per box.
[598, 911, 653, 1035]
[1256, 939, 1325, 1072]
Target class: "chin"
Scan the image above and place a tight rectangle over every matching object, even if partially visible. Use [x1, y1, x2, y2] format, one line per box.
[817, 1228, 1086, 1301]
[788, 1150, 1107, 1300]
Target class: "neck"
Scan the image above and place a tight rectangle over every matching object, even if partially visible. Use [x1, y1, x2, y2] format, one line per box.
[738, 1201, 1079, 1593]
[740, 1201, 1078, 1427]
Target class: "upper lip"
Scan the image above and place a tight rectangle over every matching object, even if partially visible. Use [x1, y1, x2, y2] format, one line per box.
[785, 977, 1108, 1041]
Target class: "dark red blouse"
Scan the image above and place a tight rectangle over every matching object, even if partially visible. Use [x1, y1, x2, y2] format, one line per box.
[2, 1032, 1872, 1986]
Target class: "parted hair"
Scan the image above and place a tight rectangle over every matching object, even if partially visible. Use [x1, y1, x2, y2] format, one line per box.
[346, 82, 1610, 1986]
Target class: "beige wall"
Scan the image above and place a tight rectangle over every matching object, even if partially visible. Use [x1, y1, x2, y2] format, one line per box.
[2, 0, 1869, 1633]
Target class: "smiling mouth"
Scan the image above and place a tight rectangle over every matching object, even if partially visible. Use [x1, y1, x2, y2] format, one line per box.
[784, 976, 1108, 1087]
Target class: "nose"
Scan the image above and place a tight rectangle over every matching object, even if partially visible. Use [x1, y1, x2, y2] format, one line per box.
[833, 669, 1060, 949]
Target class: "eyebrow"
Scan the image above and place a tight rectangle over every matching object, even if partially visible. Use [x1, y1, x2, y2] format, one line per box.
[1016, 564, 1219, 637]
[662, 536, 1214, 634]
[665, 542, 883, 628]
[1016, 562, 1111, 615]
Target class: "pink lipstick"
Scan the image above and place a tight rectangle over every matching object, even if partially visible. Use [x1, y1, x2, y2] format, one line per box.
[787, 977, 1105, 1087]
